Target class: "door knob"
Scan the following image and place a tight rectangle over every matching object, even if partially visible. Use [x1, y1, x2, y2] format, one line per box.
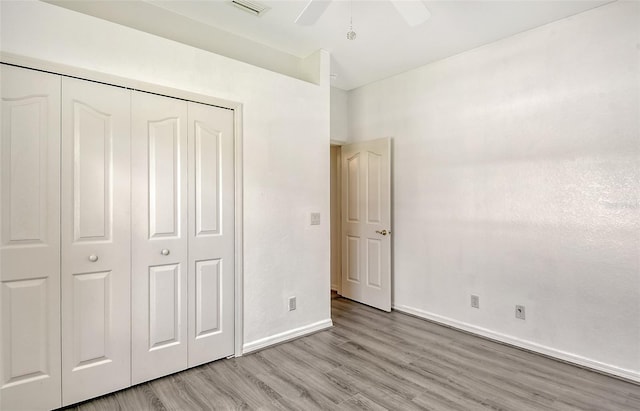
[88, 255, 99, 262]
[161, 249, 170, 256]
[375, 229, 391, 236]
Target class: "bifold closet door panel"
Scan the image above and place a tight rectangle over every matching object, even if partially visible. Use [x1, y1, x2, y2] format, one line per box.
[131, 91, 188, 384]
[187, 102, 235, 367]
[0, 65, 62, 411]
[61, 77, 131, 405]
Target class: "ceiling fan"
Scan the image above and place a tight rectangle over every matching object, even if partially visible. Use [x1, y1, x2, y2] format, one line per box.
[295, 0, 432, 27]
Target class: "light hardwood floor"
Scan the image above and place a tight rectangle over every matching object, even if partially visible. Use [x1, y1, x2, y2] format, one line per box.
[63, 296, 640, 410]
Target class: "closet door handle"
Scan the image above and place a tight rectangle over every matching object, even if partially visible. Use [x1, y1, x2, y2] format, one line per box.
[88, 255, 99, 262]
[161, 249, 170, 256]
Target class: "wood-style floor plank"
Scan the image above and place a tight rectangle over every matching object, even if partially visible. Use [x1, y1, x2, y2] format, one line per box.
[62, 296, 640, 411]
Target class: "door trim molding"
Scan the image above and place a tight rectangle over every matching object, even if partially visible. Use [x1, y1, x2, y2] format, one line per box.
[0, 53, 239, 111]
[233, 102, 244, 357]
[0, 52, 245, 358]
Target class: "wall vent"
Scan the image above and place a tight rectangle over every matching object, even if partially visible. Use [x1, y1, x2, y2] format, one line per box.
[231, 0, 269, 16]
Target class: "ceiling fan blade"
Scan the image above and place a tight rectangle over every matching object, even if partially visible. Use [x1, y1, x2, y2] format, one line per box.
[295, 0, 332, 26]
[391, 0, 431, 27]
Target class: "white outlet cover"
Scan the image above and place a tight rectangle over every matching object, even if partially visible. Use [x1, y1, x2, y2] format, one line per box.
[310, 212, 321, 225]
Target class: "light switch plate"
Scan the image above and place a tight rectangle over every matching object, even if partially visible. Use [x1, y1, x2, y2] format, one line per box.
[310, 212, 321, 225]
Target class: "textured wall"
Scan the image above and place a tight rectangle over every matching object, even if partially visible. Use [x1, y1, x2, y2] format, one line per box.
[349, 2, 639, 379]
[330, 86, 349, 143]
[1, 1, 331, 348]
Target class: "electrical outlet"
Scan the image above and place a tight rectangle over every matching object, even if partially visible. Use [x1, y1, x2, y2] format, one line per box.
[288, 296, 296, 311]
[310, 212, 321, 226]
[471, 295, 480, 309]
[515, 305, 525, 320]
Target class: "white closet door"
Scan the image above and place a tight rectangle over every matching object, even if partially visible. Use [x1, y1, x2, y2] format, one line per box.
[61, 78, 131, 405]
[131, 91, 188, 384]
[187, 102, 234, 367]
[0, 65, 62, 410]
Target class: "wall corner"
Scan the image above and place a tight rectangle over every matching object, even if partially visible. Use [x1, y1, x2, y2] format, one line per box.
[300, 49, 331, 88]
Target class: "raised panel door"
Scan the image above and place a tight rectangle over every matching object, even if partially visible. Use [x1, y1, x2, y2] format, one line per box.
[60, 77, 131, 405]
[0, 64, 62, 410]
[341, 138, 391, 311]
[187, 102, 234, 367]
[131, 91, 188, 384]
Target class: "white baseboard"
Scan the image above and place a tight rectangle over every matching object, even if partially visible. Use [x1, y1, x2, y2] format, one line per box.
[393, 304, 640, 384]
[242, 319, 333, 354]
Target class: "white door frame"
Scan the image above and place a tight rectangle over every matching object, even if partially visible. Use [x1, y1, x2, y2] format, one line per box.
[0, 52, 246, 358]
[330, 141, 345, 294]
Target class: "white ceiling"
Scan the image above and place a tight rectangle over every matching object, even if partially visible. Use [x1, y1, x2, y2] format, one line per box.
[52, 0, 612, 90]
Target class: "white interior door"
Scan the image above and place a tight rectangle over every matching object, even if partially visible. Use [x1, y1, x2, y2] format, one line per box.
[0, 65, 62, 410]
[131, 91, 188, 384]
[187, 102, 234, 367]
[61, 77, 131, 405]
[341, 138, 391, 311]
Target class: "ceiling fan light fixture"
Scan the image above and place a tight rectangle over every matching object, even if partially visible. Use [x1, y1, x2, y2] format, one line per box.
[346, 0, 356, 40]
[295, 0, 431, 28]
[295, 0, 331, 25]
